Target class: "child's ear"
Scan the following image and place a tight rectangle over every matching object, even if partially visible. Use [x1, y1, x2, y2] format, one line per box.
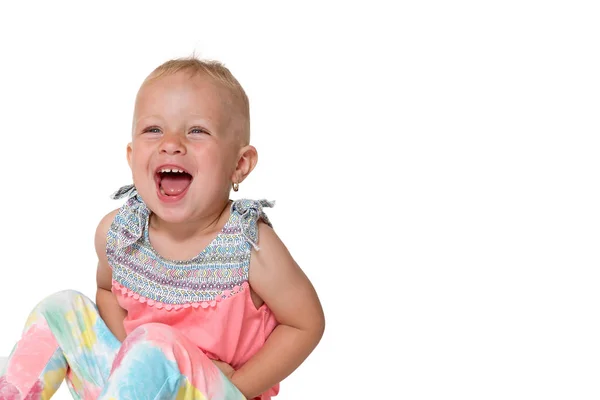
[232, 145, 258, 185]
[126, 143, 133, 169]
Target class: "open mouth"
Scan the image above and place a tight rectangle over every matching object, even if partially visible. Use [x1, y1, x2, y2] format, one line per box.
[155, 167, 193, 198]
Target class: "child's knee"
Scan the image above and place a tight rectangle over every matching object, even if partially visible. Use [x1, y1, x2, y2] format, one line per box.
[125, 323, 186, 350]
[34, 290, 94, 313]
[117, 323, 181, 362]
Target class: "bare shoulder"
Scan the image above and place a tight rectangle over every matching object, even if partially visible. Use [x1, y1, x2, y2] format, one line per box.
[249, 220, 303, 276]
[96, 209, 120, 290]
[250, 220, 325, 332]
[254, 220, 290, 258]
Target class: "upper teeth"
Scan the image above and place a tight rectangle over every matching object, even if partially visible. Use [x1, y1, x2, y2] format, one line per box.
[160, 168, 185, 173]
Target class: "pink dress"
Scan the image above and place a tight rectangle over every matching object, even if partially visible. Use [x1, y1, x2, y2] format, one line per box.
[107, 189, 279, 399]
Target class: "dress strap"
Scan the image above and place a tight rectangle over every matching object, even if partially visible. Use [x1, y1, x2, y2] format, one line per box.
[110, 184, 137, 200]
[107, 185, 149, 250]
[231, 199, 275, 251]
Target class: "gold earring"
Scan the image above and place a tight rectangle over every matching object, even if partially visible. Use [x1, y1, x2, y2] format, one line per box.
[232, 182, 239, 192]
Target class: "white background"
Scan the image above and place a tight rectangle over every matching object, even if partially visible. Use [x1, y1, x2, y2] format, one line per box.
[0, 1, 599, 399]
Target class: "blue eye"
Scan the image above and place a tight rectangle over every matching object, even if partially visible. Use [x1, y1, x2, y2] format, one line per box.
[143, 126, 161, 134]
[189, 127, 208, 135]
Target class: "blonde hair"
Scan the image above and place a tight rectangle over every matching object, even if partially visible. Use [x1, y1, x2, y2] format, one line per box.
[144, 56, 251, 144]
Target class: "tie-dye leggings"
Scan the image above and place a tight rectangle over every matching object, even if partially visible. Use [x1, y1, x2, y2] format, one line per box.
[0, 290, 245, 399]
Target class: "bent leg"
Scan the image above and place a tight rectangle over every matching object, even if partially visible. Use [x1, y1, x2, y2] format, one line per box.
[99, 323, 245, 400]
[0, 290, 121, 399]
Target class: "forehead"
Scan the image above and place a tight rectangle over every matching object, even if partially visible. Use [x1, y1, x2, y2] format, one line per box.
[134, 71, 231, 118]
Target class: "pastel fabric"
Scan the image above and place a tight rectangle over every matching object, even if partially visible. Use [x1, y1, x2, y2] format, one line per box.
[0, 290, 244, 399]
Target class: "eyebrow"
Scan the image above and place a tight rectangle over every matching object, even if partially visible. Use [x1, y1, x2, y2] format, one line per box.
[134, 115, 163, 125]
[133, 115, 222, 134]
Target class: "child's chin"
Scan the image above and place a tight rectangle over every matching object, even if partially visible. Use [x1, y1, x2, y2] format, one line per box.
[145, 199, 190, 222]
[156, 213, 191, 225]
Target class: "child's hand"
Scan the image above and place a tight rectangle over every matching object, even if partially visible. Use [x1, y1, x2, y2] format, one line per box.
[211, 359, 235, 380]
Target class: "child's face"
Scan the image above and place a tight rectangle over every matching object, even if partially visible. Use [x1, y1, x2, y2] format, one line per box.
[128, 71, 242, 223]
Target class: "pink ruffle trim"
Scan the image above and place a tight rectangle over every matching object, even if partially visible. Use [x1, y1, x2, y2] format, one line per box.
[112, 280, 249, 311]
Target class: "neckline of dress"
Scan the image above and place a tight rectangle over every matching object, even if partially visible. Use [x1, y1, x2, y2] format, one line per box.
[141, 200, 237, 265]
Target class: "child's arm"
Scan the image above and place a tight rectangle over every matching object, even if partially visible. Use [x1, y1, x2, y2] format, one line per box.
[95, 210, 128, 342]
[231, 222, 326, 399]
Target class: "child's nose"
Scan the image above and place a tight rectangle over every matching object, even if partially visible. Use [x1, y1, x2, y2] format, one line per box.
[159, 134, 186, 155]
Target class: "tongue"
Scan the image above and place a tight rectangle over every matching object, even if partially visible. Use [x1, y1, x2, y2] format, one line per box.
[160, 174, 192, 196]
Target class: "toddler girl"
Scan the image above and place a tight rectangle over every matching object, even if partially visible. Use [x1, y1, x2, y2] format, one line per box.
[0, 56, 325, 400]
